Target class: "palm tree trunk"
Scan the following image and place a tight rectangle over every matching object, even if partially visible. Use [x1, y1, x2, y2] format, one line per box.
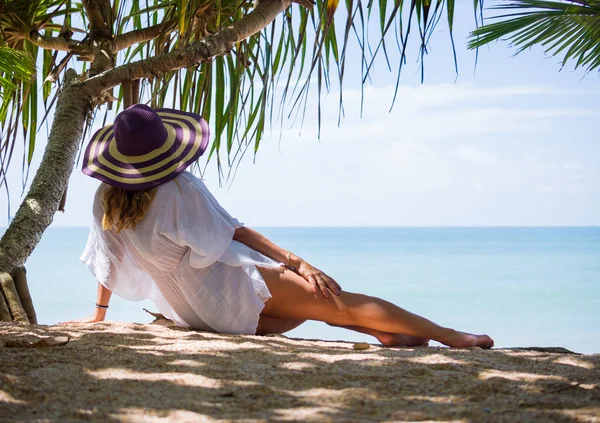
[14, 267, 37, 323]
[0, 70, 90, 322]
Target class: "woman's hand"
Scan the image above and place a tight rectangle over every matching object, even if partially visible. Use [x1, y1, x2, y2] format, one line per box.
[297, 261, 342, 298]
[231, 227, 342, 297]
[62, 283, 112, 324]
[61, 313, 106, 324]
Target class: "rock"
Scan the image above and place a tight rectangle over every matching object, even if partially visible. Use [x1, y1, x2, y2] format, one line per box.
[353, 342, 370, 350]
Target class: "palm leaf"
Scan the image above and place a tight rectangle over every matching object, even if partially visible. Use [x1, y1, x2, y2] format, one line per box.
[468, 0, 600, 72]
[0, 47, 36, 95]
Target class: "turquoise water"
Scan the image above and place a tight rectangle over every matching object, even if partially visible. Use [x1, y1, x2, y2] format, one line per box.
[15, 227, 600, 354]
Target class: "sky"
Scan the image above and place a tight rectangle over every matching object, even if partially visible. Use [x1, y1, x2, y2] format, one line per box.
[1, 1, 599, 227]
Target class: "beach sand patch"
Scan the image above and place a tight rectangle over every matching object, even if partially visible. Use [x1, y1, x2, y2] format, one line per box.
[0, 321, 599, 422]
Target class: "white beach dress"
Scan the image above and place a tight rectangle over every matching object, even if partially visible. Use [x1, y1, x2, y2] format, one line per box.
[80, 171, 281, 334]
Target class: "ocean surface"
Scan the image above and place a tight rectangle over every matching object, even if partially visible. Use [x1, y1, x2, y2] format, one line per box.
[10, 227, 600, 354]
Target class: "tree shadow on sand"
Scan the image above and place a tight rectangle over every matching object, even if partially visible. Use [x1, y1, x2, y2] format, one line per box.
[0, 320, 598, 422]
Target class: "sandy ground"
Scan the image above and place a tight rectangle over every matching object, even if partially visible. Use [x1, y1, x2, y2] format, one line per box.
[0, 319, 598, 423]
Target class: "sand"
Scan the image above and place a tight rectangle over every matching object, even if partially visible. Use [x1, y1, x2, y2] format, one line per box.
[0, 319, 598, 422]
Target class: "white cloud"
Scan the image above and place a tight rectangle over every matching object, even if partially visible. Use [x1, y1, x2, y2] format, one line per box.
[455, 145, 502, 168]
[368, 139, 456, 190]
[273, 84, 600, 147]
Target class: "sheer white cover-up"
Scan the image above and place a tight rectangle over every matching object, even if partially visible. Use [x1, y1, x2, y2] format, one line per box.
[81, 171, 281, 334]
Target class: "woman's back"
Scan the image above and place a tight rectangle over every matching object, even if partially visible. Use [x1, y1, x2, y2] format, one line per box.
[84, 171, 279, 334]
[94, 172, 238, 272]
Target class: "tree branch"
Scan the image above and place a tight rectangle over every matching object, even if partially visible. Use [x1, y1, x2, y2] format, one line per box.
[24, 31, 87, 52]
[82, 0, 112, 38]
[291, 0, 316, 8]
[123, 79, 132, 108]
[81, 0, 311, 98]
[114, 19, 177, 52]
[82, 0, 114, 76]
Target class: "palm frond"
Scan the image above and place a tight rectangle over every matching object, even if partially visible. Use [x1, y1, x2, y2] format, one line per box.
[0, 47, 36, 93]
[468, 0, 600, 72]
[0, 0, 487, 189]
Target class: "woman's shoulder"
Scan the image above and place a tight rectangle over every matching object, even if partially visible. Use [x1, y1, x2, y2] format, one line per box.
[178, 170, 204, 186]
[154, 171, 202, 202]
[164, 171, 208, 193]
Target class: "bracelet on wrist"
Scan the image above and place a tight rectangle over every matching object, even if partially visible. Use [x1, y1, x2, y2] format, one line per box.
[284, 251, 302, 271]
[95, 303, 109, 309]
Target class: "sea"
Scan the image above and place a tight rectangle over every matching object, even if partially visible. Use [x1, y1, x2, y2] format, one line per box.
[11, 227, 600, 354]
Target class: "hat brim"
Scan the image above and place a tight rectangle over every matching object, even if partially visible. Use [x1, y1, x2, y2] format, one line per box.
[82, 108, 209, 191]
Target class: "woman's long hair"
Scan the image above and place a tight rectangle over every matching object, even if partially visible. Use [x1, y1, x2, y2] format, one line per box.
[102, 185, 157, 233]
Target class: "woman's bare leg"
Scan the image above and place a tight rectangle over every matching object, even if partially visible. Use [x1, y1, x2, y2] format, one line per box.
[255, 316, 428, 347]
[327, 324, 430, 347]
[258, 266, 494, 348]
[255, 316, 306, 335]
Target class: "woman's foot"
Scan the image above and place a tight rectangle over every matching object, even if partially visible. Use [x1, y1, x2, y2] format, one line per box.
[376, 332, 430, 347]
[441, 330, 494, 349]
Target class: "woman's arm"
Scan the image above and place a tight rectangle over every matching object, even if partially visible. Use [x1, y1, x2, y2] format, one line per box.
[233, 226, 342, 297]
[62, 282, 112, 324]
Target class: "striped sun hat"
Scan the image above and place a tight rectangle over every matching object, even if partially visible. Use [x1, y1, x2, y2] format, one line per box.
[82, 104, 209, 190]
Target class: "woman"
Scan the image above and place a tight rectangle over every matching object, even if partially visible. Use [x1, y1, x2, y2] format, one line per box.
[68, 104, 493, 349]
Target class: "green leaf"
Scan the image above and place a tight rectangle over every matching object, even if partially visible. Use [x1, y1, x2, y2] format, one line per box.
[214, 57, 226, 153]
[0, 47, 36, 93]
[468, 0, 600, 72]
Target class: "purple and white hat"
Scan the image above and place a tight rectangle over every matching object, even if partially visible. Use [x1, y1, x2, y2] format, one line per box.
[82, 104, 209, 190]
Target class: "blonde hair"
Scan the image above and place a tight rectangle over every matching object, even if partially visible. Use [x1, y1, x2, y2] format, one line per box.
[102, 185, 158, 233]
